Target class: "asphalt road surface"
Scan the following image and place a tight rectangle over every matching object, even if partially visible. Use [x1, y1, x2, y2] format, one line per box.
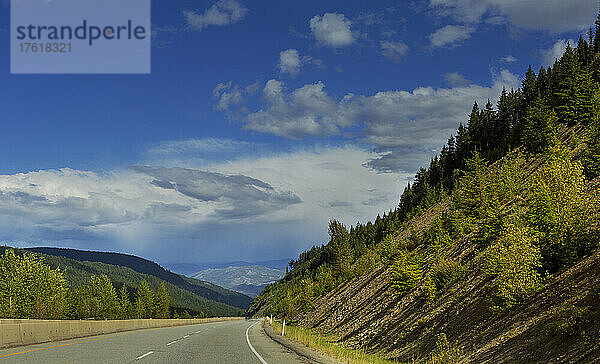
[0, 319, 312, 363]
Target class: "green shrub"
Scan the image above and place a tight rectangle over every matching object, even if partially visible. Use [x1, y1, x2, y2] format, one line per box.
[548, 305, 592, 337]
[432, 259, 464, 291]
[426, 333, 462, 364]
[484, 221, 542, 309]
[392, 251, 422, 296]
[527, 145, 599, 272]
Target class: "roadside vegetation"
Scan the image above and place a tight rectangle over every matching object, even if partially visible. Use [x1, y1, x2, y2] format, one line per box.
[0, 247, 202, 320]
[270, 320, 396, 364]
[249, 11, 600, 363]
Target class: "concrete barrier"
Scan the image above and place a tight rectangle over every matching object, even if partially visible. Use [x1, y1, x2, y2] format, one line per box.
[0, 317, 243, 349]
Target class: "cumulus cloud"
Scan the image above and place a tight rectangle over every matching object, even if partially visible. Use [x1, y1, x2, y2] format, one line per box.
[278, 49, 302, 75]
[429, 25, 474, 48]
[233, 70, 519, 172]
[380, 40, 410, 63]
[212, 81, 261, 111]
[277, 49, 322, 76]
[541, 39, 576, 67]
[0, 146, 406, 263]
[184, 0, 247, 31]
[310, 13, 356, 48]
[429, 0, 596, 33]
[444, 72, 472, 87]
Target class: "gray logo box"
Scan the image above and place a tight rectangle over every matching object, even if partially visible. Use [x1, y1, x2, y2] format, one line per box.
[11, 0, 151, 74]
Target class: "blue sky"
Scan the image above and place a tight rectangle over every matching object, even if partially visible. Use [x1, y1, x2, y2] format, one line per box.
[0, 0, 597, 264]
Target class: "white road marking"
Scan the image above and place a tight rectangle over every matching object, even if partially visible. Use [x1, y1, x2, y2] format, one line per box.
[167, 341, 177, 346]
[195, 331, 201, 334]
[136, 351, 154, 360]
[246, 321, 268, 364]
[183, 335, 190, 338]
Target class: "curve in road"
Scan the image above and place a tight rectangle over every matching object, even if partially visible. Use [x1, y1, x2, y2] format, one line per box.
[0, 319, 312, 363]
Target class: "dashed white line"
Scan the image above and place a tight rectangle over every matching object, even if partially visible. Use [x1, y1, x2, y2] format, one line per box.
[166, 341, 177, 346]
[195, 330, 201, 334]
[136, 351, 154, 360]
[183, 335, 190, 338]
[246, 321, 268, 364]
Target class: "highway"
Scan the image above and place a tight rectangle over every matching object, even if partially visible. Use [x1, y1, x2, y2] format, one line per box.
[0, 319, 312, 363]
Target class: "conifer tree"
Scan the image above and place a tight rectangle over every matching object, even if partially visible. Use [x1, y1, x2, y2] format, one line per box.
[554, 43, 581, 125]
[135, 280, 155, 319]
[155, 282, 171, 319]
[328, 220, 352, 278]
[118, 285, 133, 319]
[521, 65, 538, 108]
[522, 98, 558, 153]
[88, 274, 119, 319]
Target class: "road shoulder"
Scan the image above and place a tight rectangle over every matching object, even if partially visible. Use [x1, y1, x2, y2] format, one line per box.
[261, 321, 342, 364]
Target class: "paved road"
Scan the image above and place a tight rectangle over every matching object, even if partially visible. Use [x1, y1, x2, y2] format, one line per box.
[0, 319, 312, 363]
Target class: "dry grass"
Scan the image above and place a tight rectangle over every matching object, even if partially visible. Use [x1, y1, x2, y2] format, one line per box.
[270, 320, 399, 364]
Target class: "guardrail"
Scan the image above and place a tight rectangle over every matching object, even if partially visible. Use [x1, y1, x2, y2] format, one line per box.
[0, 317, 243, 349]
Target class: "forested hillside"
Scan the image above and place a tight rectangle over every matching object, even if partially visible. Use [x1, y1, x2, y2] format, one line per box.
[0, 246, 244, 318]
[248, 12, 600, 363]
[27, 247, 252, 309]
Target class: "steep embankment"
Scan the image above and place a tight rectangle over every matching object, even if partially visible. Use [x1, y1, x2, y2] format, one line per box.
[26, 247, 252, 309]
[249, 125, 600, 362]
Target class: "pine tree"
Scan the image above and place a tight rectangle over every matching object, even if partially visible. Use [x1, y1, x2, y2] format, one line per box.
[88, 274, 119, 319]
[452, 151, 488, 219]
[554, 43, 581, 125]
[521, 65, 537, 108]
[522, 97, 558, 153]
[135, 280, 155, 319]
[328, 220, 352, 278]
[155, 282, 171, 319]
[118, 285, 133, 319]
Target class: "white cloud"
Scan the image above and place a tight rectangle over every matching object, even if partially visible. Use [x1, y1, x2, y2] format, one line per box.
[184, 0, 247, 31]
[309, 13, 356, 48]
[444, 72, 472, 87]
[236, 69, 520, 172]
[278, 49, 323, 76]
[279, 49, 302, 75]
[500, 55, 517, 63]
[0, 146, 407, 263]
[429, 25, 474, 48]
[380, 40, 410, 63]
[429, 0, 596, 33]
[541, 39, 576, 67]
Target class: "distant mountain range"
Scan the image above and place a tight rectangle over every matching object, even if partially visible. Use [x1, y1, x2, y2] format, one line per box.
[17, 247, 252, 314]
[165, 259, 289, 276]
[190, 265, 285, 298]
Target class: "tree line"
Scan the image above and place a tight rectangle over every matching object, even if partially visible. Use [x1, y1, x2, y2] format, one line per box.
[0, 248, 189, 320]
